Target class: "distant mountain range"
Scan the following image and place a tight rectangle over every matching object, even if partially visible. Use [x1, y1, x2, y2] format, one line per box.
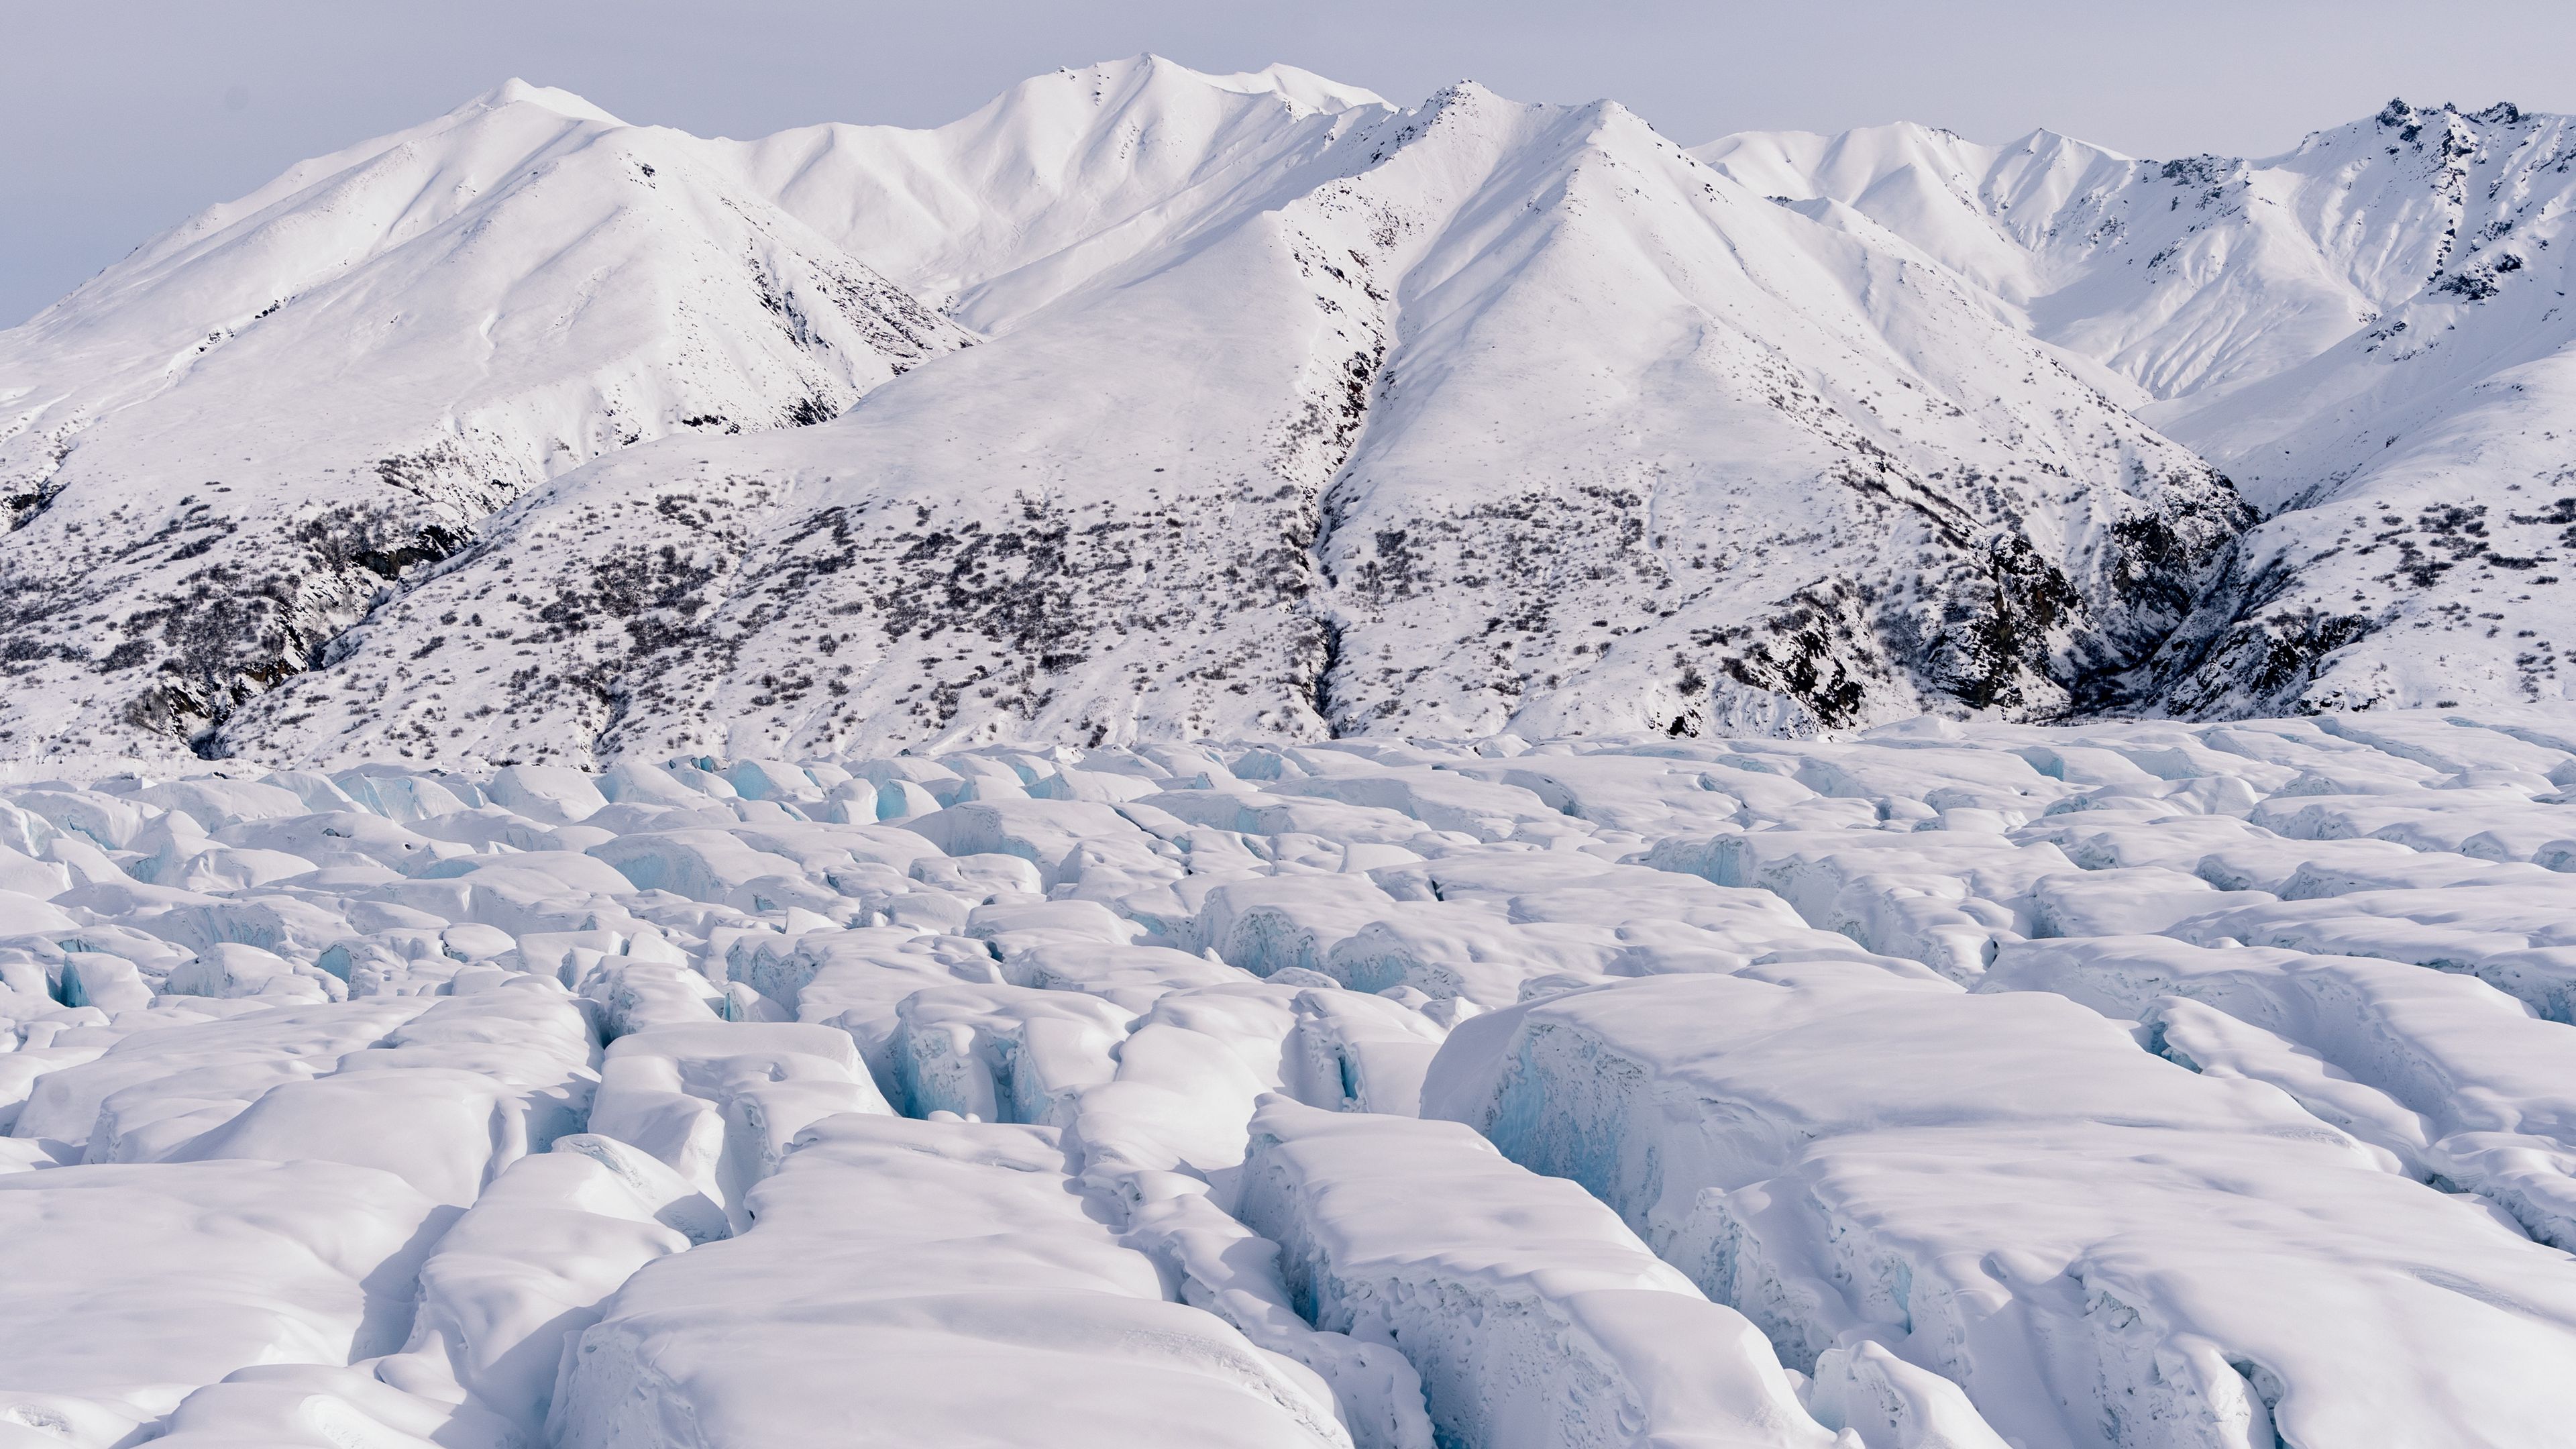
[3, 60, 2567, 773]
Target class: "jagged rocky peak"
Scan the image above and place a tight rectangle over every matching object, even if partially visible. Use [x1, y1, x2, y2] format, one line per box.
[2373, 96, 2529, 129]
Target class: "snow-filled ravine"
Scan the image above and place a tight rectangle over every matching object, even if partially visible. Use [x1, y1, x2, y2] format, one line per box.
[5, 707, 2576, 1448]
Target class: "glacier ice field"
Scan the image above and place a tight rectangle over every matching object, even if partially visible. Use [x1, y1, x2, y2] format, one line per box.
[4, 708, 2576, 1448]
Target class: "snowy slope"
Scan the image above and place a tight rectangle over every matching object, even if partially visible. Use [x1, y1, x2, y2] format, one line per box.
[0, 60, 1401, 773]
[1703, 100, 2576, 716]
[0, 79, 967, 769]
[201, 69, 2241, 771]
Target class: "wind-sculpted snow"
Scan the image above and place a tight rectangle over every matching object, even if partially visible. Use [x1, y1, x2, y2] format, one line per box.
[553, 1115, 1354, 1449]
[1426, 967, 2576, 1449]
[1, 706, 2575, 1445]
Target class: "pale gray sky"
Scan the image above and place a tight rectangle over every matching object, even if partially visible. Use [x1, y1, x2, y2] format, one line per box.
[7, 0, 2572, 325]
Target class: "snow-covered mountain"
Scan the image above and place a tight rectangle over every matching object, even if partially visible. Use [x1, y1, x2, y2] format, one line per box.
[0, 58, 2249, 772]
[6, 61, 2573, 773]
[1703, 99, 2576, 717]
[0, 78, 967, 766]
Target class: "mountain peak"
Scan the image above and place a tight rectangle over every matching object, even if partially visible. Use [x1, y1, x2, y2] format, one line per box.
[1040, 54, 1387, 115]
[450, 77, 626, 127]
[2004, 125, 2132, 162]
[2371, 97, 2532, 131]
[1413, 78, 1513, 123]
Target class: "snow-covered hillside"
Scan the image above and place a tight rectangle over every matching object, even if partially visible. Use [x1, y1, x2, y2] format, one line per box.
[5, 59, 2253, 773]
[7, 710, 2576, 1448]
[1705, 99, 2576, 716]
[0, 79, 977, 767]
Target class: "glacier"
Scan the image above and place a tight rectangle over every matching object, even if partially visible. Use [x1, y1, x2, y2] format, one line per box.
[0, 710, 2568, 1446]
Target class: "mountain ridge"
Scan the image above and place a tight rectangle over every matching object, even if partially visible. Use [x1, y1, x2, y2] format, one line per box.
[201, 66, 2241, 769]
[2, 62, 2568, 775]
